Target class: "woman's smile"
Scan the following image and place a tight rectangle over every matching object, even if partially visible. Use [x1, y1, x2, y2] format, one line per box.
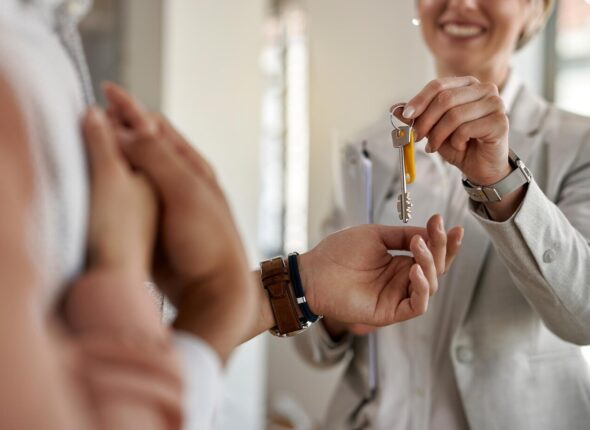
[418, 0, 531, 85]
[439, 22, 487, 40]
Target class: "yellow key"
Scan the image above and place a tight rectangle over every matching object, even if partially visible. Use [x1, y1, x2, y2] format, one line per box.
[403, 128, 416, 184]
[391, 126, 414, 223]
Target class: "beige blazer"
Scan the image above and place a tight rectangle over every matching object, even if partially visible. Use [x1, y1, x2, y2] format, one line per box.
[295, 84, 590, 429]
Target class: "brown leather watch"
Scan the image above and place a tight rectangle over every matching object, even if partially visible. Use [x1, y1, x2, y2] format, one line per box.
[260, 257, 311, 337]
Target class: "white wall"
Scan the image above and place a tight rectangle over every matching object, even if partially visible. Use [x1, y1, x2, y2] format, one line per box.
[305, 0, 434, 247]
[160, 1, 267, 429]
[121, 0, 164, 111]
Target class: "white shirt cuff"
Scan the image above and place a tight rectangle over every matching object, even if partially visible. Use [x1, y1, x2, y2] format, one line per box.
[174, 331, 224, 430]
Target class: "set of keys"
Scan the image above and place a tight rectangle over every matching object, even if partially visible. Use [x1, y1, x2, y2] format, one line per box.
[390, 104, 416, 223]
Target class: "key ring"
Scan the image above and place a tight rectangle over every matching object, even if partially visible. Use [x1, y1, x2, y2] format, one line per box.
[389, 103, 415, 131]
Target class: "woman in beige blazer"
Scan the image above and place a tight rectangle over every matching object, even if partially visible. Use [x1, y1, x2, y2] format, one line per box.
[296, 0, 590, 429]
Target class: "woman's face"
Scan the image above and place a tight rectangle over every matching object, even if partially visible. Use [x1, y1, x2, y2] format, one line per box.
[418, 0, 534, 77]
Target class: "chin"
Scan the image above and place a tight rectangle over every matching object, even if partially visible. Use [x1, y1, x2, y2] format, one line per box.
[434, 51, 479, 76]
[449, 56, 479, 72]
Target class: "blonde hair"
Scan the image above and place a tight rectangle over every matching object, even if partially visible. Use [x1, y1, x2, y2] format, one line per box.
[517, 0, 555, 49]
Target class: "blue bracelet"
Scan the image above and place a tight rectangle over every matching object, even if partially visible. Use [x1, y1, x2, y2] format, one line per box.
[288, 253, 320, 323]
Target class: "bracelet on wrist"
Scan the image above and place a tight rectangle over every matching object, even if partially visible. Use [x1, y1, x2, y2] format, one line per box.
[287, 252, 320, 323]
[259, 255, 320, 337]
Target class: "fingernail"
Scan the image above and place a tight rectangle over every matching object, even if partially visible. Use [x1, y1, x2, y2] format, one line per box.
[142, 121, 158, 137]
[403, 105, 415, 119]
[425, 143, 432, 153]
[437, 218, 445, 233]
[415, 264, 426, 280]
[457, 228, 465, 245]
[87, 107, 104, 123]
[417, 236, 427, 250]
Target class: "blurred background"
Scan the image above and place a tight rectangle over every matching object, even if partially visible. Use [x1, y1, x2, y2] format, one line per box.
[79, 1, 590, 428]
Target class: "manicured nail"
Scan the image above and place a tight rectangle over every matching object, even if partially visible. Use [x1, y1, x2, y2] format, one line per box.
[457, 228, 465, 245]
[437, 217, 445, 233]
[417, 236, 427, 250]
[415, 264, 426, 281]
[403, 105, 416, 119]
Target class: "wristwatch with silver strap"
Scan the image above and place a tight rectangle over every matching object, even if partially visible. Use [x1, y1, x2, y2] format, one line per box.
[462, 149, 533, 203]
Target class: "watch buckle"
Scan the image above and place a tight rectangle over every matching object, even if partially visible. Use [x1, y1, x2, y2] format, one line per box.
[517, 159, 533, 183]
[482, 187, 502, 202]
[269, 320, 313, 338]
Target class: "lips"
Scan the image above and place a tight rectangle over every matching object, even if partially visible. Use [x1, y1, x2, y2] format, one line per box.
[441, 22, 486, 38]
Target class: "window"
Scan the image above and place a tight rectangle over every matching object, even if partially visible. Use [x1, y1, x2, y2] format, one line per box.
[552, 0, 590, 116]
[258, 1, 310, 256]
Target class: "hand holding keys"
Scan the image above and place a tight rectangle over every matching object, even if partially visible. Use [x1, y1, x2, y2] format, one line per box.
[390, 104, 416, 223]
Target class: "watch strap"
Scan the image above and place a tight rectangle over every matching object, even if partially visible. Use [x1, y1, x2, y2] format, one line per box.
[463, 150, 532, 203]
[260, 257, 303, 335]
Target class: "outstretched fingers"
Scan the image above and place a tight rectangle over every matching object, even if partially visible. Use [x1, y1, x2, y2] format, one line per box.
[426, 214, 447, 276]
[375, 234, 438, 325]
[411, 234, 439, 296]
[392, 264, 430, 323]
[445, 226, 464, 273]
[376, 225, 429, 252]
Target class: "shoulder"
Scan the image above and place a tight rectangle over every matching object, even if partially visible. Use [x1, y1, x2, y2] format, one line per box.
[514, 86, 590, 153]
[551, 107, 590, 143]
[544, 104, 590, 170]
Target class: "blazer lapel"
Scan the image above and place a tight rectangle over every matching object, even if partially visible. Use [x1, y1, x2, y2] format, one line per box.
[509, 85, 550, 164]
[444, 182, 491, 329]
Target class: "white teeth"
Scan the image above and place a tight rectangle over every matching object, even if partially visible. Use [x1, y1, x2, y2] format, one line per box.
[443, 23, 484, 38]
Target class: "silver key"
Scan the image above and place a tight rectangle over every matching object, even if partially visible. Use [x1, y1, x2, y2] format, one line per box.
[391, 126, 413, 223]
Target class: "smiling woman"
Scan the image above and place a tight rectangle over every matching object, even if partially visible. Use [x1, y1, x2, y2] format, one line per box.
[295, 0, 590, 429]
[417, 0, 554, 87]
